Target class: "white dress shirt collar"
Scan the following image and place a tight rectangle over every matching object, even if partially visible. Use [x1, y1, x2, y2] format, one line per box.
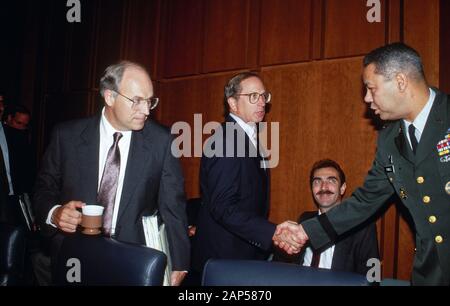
[229, 113, 257, 147]
[403, 88, 435, 144]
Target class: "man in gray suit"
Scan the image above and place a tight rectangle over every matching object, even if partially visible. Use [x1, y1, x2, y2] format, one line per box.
[277, 43, 450, 285]
[34, 61, 190, 285]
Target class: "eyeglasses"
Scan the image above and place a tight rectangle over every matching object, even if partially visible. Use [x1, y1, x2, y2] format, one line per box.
[235, 92, 271, 104]
[112, 90, 159, 110]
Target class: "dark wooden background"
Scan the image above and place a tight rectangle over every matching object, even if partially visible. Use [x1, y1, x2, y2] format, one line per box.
[2, 0, 449, 281]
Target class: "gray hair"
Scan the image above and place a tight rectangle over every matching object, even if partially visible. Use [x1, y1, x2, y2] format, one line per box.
[99, 61, 148, 98]
[223, 72, 261, 116]
[363, 42, 425, 81]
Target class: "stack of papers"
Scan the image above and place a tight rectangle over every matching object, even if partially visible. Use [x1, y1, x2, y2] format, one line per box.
[142, 214, 172, 286]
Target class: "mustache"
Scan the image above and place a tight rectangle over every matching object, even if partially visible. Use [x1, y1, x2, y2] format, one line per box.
[316, 190, 334, 195]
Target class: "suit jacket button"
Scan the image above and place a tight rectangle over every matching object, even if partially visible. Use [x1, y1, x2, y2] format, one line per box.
[423, 196, 431, 204]
[435, 235, 443, 244]
[428, 216, 437, 224]
[416, 176, 424, 184]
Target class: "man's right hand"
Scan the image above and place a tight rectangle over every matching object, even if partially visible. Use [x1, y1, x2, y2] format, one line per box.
[52, 201, 85, 233]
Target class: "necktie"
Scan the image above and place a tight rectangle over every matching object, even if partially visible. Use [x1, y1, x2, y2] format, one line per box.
[97, 132, 123, 236]
[408, 124, 418, 154]
[310, 249, 321, 268]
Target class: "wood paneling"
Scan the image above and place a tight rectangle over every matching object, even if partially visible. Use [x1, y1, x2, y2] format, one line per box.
[160, 0, 204, 78]
[403, 0, 440, 86]
[122, 0, 160, 78]
[259, 0, 312, 65]
[323, 0, 386, 58]
[93, 0, 126, 88]
[203, 0, 252, 73]
[67, 0, 97, 91]
[261, 58, 377, 222]
[441, 0, 450, 93]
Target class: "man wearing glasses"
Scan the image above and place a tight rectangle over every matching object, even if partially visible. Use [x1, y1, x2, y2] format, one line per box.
[34, 61, 190, 285]
[190, 72, 303, 284]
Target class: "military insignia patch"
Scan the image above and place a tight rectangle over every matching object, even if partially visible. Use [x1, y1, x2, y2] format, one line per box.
[446, 182, 450, 195]
[399, 188, 408, 200]
[437, 133, 450, 157]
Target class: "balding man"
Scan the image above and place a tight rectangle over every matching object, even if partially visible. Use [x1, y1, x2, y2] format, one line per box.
[34, 61, 190, 285]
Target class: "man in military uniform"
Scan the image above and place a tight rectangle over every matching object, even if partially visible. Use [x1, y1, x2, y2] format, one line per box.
[276, 43, 450, 285]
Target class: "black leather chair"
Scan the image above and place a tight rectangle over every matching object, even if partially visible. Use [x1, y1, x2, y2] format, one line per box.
[202, 259, 369, 286]
[0, 223, 26, 285]
[53, 234, 167, 286]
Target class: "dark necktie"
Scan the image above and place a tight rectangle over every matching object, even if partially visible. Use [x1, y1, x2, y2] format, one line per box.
[97, 132, 123, 236]
[310, 249, 321, 268]
[408, 124, 418, 154]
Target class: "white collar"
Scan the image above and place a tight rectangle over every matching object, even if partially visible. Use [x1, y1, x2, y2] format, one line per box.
[403, 88, 435, 134]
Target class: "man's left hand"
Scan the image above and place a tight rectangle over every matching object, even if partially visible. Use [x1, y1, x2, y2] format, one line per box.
[171, 271, 187, 286]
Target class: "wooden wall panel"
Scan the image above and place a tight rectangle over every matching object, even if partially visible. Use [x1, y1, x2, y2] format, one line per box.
[202, 0, 252, 73]
[261, 58, 377, 223]
[323, 0, 386, 58]
[441, 0, 450, 93]
[93, 0, 126, 89]
[67, 0, 97, 91]
[259, 0, 312, 65]
[45, 2, 70, 93]
[160, 0, 204, 78]
[404, 0, 440, 87]
[122, 0, 160, 78]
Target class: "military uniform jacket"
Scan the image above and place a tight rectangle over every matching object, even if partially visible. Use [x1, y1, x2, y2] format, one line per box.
[303, 89, 450, 285]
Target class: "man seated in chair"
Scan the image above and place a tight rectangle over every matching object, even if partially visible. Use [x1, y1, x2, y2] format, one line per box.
[275, 159, 379, 275]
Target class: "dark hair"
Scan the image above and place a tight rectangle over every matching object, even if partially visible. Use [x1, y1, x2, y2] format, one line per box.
[223, 72, 261, 116]
[3, 104, 31, 121]
[363, 42, 425, 81]
[309, 159, 346, 187]
[99, 61, 148, 98]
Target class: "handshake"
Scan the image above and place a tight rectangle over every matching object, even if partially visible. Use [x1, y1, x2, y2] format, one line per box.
[272, 221, 309, 255]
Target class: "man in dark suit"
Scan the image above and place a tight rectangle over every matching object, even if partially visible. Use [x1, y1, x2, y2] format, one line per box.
[191, 72, 299, 280]
[34, 61, 190, 285]
[276, 43, 450, 285]
[276, 159, 379, 275]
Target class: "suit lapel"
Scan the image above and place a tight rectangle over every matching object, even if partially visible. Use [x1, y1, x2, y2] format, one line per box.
[416, 91, 448, 166]
[116, 127, 151, 222]
[76, 117, 100, 203]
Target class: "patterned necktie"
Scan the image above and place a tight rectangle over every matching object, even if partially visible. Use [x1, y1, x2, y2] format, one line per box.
[97, 132, 123, 236]
[408, 124, 418, 154]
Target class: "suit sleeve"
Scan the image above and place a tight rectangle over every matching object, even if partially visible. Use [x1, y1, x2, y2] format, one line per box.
[33, 125, 62, 233]
[158, 135, 190, 271]
[354, 223, 380, 275]
[203, 155, 276, 251]
[302, 140, 395, 250]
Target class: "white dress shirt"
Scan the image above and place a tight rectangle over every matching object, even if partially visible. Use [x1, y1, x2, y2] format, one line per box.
[302, 211, 335, 269]
[403, 88, 435, 150]
[47, 108, 132, 235]
[229, 113, 258, 148]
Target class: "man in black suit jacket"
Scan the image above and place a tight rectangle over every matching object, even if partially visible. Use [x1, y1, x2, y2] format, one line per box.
[276, 159, 379, 275]
[34, 61, 190, 285]
[191, 73, 298, 279]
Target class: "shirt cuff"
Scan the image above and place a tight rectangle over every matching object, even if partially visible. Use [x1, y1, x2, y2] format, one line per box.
[46, 205, 61, 227]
